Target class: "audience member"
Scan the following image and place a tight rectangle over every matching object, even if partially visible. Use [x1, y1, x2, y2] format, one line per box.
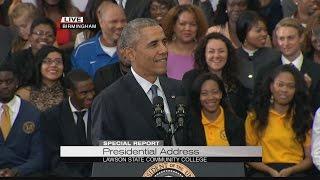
[235, 11, 280, 98]
[256, 18, 320, 112]
[162, 4, 208, 80]
[305, 16, 320, 64]
[188, 72, 245, 146]
[41, 70, 95, 177]
[174, 0, 215, 26]
[183, 33, 249, 119]
[9, 3, 39, 53]
[74, 0, 117, 48]
[292, 0, 320, 27]
[0, 60, 43, 177]
[246, 65, 313, 177]
[254, 0, 283, 36]
[36, 0, 81, 50]
[10, 17, 56, 87]
[147, 0, 175, 24]
[16, 46, 66, 112]
[207, 0, 253, 48]
[71, 1, 126, 77]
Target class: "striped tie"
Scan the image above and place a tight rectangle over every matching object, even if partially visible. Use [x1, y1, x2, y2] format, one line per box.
[0, 104, 11, 140]
[150, 84, 158, 104]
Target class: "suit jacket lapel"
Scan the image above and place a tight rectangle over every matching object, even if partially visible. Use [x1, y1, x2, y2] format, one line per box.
[123, 72, 164, 139]
[300, 59, 311, 74]
[87, 109, 92, 145]
[159, 77, 176, 119]
[61, 101, 82, 144]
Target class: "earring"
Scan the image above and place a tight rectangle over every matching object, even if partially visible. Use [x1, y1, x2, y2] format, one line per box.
[225, 9, 228, 13]
[172, 34, 177, 41]
[270, 95, 274, 104]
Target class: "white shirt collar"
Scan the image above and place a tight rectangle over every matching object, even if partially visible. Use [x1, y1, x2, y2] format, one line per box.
[242, 46, 258, 57]
[281, 52, 303, 71]
[131, 67, 162, 95]
[99, 36, 117, 57]
[0, 95, 21, 126]
[116, 0, 127, 7]
[68, 97, 87, 113]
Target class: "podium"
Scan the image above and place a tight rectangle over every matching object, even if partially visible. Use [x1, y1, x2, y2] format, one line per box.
[92, 162, 246, 177]
[60, 143, 261, 177]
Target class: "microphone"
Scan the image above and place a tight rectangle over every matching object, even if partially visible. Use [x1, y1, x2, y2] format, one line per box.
[153, 96, 165, 128]
[175, 96, 187, 128]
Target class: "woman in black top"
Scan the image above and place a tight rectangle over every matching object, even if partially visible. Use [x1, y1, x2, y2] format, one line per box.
[235, 11, 280, 98]
[182, 32, 249, 119]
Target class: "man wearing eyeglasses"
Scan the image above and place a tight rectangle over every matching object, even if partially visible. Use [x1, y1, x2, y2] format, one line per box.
[10, 17, 56, 88]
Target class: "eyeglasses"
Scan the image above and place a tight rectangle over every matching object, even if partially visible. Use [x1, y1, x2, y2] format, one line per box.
[43, 58, 63, 66]
[32, 30, 55, 38]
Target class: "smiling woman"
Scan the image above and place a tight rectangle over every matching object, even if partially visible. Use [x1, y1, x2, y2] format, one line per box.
[187, 72, 245, 146]
[235, 11, 280, 98]
[162, 4, 208, 80]
[16, 46, 67, 112]
[182, 32, 249, 119]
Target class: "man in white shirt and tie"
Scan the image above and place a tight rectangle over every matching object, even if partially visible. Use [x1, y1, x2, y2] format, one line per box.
[256, 17, 320, 112]
[92, 18, 188, 146]
[41, 69, 95, 177]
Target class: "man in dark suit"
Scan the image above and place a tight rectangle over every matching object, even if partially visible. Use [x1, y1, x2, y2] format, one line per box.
[41, 70, 95, 177]
[256, 18, 320, 111]
[0, 60, 43, 177]
[92, 18, 188, 146]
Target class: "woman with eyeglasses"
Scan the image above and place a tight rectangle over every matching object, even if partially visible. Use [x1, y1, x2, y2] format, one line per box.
[245, 65, 313, 177]
[37, 0, 81, 50]
[10, 17, 57, 88]
[17, 46, 67, 112]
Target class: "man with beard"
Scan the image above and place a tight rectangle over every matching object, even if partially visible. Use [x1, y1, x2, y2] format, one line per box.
[71, 1, 127, 77]
[91, 18, 188, 146]
[41, 70, 95, 177]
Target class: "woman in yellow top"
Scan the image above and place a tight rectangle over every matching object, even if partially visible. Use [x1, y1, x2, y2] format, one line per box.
[245, 65, 313, 177]
[188, 72, 245, 146]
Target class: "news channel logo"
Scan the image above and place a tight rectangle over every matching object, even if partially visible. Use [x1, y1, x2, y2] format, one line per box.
[142, 162, 195, 177]
[60, 17, 97, 30]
